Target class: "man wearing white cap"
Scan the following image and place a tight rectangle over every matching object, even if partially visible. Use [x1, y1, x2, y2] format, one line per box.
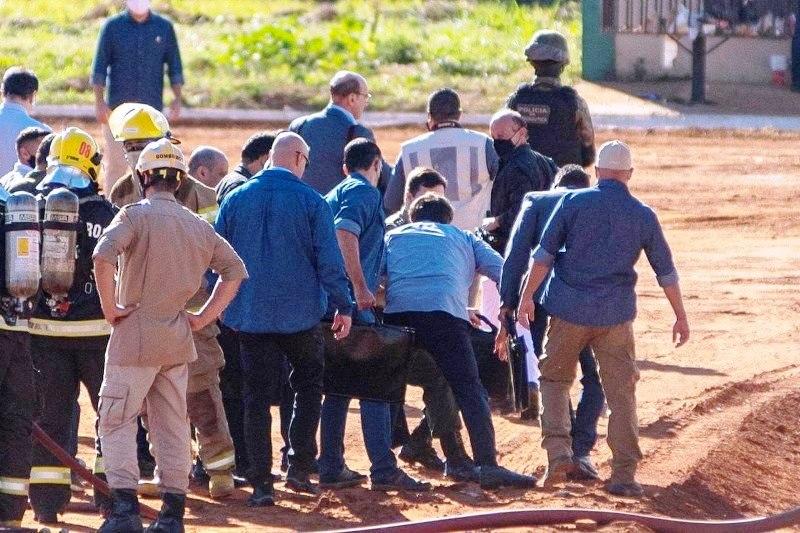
[93, 139, 246, 532]
[514, 140, 689, 497]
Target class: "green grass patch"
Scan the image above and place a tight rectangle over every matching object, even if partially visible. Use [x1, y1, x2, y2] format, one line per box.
[0, 0, 581, 111]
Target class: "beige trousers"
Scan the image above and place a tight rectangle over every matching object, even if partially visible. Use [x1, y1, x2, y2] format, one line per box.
[98, 363, 190, 493]
[539, 317, 642, 484]
[101, 124, 129, 194]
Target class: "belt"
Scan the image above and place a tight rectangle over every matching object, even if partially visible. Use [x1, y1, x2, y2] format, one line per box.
[28, 318, 111, 337]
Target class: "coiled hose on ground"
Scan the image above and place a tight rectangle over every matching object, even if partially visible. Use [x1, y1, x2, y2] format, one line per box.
[336, 505, 800, 532]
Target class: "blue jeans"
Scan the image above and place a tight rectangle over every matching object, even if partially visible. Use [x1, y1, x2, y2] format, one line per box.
[318, 396, 398, 481]
[531, 304, 605, 458]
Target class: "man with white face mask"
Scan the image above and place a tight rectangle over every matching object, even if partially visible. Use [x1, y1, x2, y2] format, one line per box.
[0, 67, 50, 176]
[91, 0, 184, 192]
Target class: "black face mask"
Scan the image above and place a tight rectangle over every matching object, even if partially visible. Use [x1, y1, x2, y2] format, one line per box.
[27, 155, 36, 168]
[493, 139, 516, 159]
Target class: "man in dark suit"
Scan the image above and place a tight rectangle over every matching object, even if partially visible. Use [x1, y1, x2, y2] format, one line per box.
[289, 71, 390, 195]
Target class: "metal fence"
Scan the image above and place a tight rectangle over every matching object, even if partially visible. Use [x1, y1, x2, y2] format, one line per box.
[611, 0, 796, 38]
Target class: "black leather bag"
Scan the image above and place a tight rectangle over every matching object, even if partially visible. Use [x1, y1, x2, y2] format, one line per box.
[321, 317, 414, 403]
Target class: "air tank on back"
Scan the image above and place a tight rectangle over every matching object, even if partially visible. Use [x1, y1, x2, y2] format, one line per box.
[41, 187, 79, 298]
[4, 191, 41, 303]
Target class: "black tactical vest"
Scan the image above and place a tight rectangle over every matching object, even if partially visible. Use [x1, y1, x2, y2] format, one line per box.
[508, 84, 581, 167]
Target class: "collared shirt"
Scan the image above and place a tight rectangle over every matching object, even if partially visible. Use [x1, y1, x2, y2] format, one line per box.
[384, 125, 499, 230]
[325, 172, 385, 323]
[499, 188, 573, 310]
[216, 167, 354, 334]
[383, 222, 503, 322]
[93, 192, 247, 367]
[215, 163, 253, 205]
[533, 179, 679, 327]
[91, 10, 184, 110]
[0, 102, 49, 176]
[0, 161, 34, 190]
[289, 104, 391, 195]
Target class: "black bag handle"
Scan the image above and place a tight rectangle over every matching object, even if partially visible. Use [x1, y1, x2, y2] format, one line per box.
[473, 313, 498, 335]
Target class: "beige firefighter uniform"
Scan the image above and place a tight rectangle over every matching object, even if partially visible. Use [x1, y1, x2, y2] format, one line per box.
[93, 191, 247, 493]
[109, 172, 235, 475]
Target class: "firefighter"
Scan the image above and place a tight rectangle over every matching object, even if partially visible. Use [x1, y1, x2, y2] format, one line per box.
[0, 188, 38, 528]
[108, 103, 237, 499]
[27, 127, 117, 524]
[506, 29, 596, 168]
[93, 139, 246, 533]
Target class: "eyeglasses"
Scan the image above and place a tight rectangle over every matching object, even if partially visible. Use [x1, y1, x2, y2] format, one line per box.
[357, 92, 372, 100]
[296, 151, 310, 166]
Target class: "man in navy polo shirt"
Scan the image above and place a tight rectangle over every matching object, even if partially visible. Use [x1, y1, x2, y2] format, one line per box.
[91, 0, 184, 191]
[516, 140, 689, 497]
[318, 138, 429, 492]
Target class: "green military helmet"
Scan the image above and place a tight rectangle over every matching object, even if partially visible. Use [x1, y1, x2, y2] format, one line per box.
[524, 29, 570, 65]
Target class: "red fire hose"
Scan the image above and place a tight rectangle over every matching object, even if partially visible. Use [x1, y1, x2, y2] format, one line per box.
[31, 422, 160, 521]
[334, 505, 800, 532]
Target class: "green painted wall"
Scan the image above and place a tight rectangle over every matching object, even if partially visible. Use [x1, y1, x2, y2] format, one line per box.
[582, 1, 616, 80]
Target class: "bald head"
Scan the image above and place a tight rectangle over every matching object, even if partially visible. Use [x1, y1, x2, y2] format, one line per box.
[490, 109, 527, 140]
[329, 70, 370, 120]
[270, 132, 310, 178]
[188, 145, 229, 188]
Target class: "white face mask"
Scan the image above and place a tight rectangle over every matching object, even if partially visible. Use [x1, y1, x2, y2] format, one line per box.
[127, 0, 150, 16]
[124, 150, 143, 172]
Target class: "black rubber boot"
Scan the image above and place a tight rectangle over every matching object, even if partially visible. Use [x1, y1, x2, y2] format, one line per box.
[98, 489, 144, 533]
[439, 431, 470, 462]
[145, 492, 185, 533]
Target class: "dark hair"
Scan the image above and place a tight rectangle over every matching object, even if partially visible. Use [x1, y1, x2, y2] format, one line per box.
[2, 67, 39, 98]
[15, 126, 49, 152]
[406, 167, 447, 197]
[241, 131, 276, 164]
[35, 132, 56, 167]
[427, 88, 461, 123]
[330, 75, 362, 98]
[554, 164, 590, 189]
[344, 138, 381, 172]
[409, 193, 454, 224]
[145, 168, 183, 192]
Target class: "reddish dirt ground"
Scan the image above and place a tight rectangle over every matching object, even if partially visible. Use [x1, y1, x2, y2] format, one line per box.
[20, 124, 800, 532]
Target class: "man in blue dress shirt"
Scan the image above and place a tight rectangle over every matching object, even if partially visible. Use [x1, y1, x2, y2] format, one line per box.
[215, 132, 353, 507]
[0, 68, 49, 176]
[516, 140, 690, 497]
[498, 164, 605, 480]
[319, 139, 429, 492]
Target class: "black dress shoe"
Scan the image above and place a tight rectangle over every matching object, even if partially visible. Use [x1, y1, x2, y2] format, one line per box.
[479, 465, 537, 489]
[444, 457, 479, 482]
[285, 470, 319, 495]
[371, 469, 432, 492]
[319, 466, 367, 489]
[247, 483, 275, 507]
[398, 442, 445, 472]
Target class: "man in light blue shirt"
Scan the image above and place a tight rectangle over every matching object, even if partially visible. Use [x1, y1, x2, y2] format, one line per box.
[383, 194, 537, 489]
[0, 67, 49, 176]
[515, 140, 689, 497]
[0, 127, 50, 190]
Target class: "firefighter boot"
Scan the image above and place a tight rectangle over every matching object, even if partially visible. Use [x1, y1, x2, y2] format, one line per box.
[98, 489, 143, 533]
[145, 492, 185, 533]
